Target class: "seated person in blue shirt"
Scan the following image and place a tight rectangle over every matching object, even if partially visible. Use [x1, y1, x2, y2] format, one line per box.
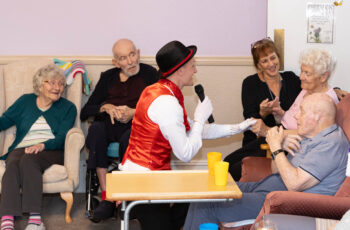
[0, 64, 77, 230]
[183, 93, 349, 229]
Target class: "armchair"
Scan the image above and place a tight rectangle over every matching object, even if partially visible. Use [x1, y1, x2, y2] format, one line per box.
[238, 144, 272, 182]
[220, 94, 350, 230]
[0, 58, 85, 223]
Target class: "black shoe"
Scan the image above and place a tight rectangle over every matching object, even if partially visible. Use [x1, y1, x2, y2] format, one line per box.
[90, 200, 116, 222]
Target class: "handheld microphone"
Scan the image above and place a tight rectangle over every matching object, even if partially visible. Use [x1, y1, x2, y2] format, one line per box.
[194, 84, 215, 123]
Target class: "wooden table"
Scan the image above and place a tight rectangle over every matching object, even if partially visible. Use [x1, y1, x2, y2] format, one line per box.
[106, 170, 242, 230]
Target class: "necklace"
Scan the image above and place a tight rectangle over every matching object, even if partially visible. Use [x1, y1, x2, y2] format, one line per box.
[261, 73, 281, 100]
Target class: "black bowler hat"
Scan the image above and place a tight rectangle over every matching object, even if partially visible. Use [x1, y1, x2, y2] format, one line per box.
[156, 40, 197, 78]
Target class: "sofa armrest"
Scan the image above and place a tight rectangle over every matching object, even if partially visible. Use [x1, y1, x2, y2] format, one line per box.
[245, 191, 350, 230]
[64, 127, 85, 190]
[240, 157, 272, 182]
[256, 191, 350, 222]
[220, 189, 350, 230]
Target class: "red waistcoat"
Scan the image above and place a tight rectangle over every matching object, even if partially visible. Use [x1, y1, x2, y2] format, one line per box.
[122, 79, 190, 170]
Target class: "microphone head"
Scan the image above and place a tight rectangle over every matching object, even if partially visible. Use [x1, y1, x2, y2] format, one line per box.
[194, 84, 204, 95]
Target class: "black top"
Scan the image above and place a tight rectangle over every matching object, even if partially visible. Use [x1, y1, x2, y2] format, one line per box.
[241, 71, 301, 145]
[80, 63, 159, 121]
[104, 74, 147, 108]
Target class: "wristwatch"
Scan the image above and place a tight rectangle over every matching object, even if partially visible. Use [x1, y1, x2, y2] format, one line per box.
[271, 149, 284, 160]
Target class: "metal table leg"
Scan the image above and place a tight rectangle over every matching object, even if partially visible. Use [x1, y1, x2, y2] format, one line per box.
[122, 199, 233, 230]
[121, 201, 126, 230]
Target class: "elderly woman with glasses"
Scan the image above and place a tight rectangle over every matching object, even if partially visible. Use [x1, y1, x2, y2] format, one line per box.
[224, 38, 301, 180]
[0, 64, 76, 230]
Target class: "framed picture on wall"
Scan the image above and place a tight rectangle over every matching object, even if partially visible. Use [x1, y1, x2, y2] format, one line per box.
[307, 3, 334, 44]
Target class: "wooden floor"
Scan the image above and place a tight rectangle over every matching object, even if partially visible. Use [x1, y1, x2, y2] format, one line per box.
[12, 193, 141, 230]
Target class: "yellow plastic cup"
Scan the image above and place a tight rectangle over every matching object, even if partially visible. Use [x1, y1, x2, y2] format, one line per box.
[207, 152, 222, 175]
[214, 161, 229, 186]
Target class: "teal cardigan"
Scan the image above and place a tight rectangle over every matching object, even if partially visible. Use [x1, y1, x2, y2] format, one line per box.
[0, 94, 77, 159]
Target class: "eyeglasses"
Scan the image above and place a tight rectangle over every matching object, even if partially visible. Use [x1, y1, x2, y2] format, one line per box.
[44, 80, 65, 87]
[251, 37, 273, 50]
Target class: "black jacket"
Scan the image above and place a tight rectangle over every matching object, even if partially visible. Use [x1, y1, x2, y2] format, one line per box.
[80, 63, 158, 121]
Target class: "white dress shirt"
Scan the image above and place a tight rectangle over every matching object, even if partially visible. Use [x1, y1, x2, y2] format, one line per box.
[120, 94, 234, 171]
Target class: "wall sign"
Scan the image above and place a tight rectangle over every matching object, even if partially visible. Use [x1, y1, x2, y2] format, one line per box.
[307, 3, 334, 43]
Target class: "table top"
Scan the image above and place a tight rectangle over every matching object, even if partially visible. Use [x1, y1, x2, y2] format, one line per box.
[106, 170, 242, 201]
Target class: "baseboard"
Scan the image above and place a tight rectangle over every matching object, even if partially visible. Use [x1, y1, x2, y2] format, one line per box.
[0, 55, 253, 66]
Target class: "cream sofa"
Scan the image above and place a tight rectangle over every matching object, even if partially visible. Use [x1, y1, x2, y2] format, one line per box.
[0, 58, 85, 223]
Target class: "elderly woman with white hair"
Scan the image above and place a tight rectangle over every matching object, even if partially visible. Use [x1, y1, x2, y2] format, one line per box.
[0, 64, 76, 230]
[251, 48, 339, 138]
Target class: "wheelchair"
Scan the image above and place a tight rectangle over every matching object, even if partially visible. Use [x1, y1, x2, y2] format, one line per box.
[85, 142, 121, 220]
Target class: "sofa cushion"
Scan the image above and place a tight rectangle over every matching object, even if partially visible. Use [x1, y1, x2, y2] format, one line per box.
[0, 160, 5, 182]
[240, 157, 272, 182]
[0, 161, 67, 184]
[43, 164, 68, 183]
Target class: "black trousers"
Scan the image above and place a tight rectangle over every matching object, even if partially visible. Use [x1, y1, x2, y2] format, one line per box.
[0, 148, 63, 216]
[86, 120, 131, 169]
[130, 203, 189, 230]
[224, 137, 267, 181]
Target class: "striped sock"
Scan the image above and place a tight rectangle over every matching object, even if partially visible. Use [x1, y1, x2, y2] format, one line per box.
[28, 213, 42, 226]
[1, 215, 14, 230]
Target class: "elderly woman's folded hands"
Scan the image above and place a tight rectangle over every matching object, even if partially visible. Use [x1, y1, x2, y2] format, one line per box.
[24, 143, 45, 154]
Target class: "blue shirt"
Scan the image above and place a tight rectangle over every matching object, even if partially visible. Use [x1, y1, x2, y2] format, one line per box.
[287, 124, 349, 195]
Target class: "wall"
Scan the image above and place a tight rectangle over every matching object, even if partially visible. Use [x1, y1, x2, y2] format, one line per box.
[0, 1, 266, 192]
[0, 0, 266, 56]
[268, 0, 350, 91]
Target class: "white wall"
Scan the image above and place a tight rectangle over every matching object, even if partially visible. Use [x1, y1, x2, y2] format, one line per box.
[268, 0, 350, 91]
[0, 0, 267, 56]
[0, 0, 268, 191]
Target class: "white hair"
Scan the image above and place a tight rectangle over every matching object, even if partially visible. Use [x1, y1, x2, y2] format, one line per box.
[33, 64, 66, 95]
[299, 48, 336, 76]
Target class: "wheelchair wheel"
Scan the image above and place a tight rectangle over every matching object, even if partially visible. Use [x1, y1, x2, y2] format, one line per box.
[86, 169, 100, 218]
[85, 196, 100, 219]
